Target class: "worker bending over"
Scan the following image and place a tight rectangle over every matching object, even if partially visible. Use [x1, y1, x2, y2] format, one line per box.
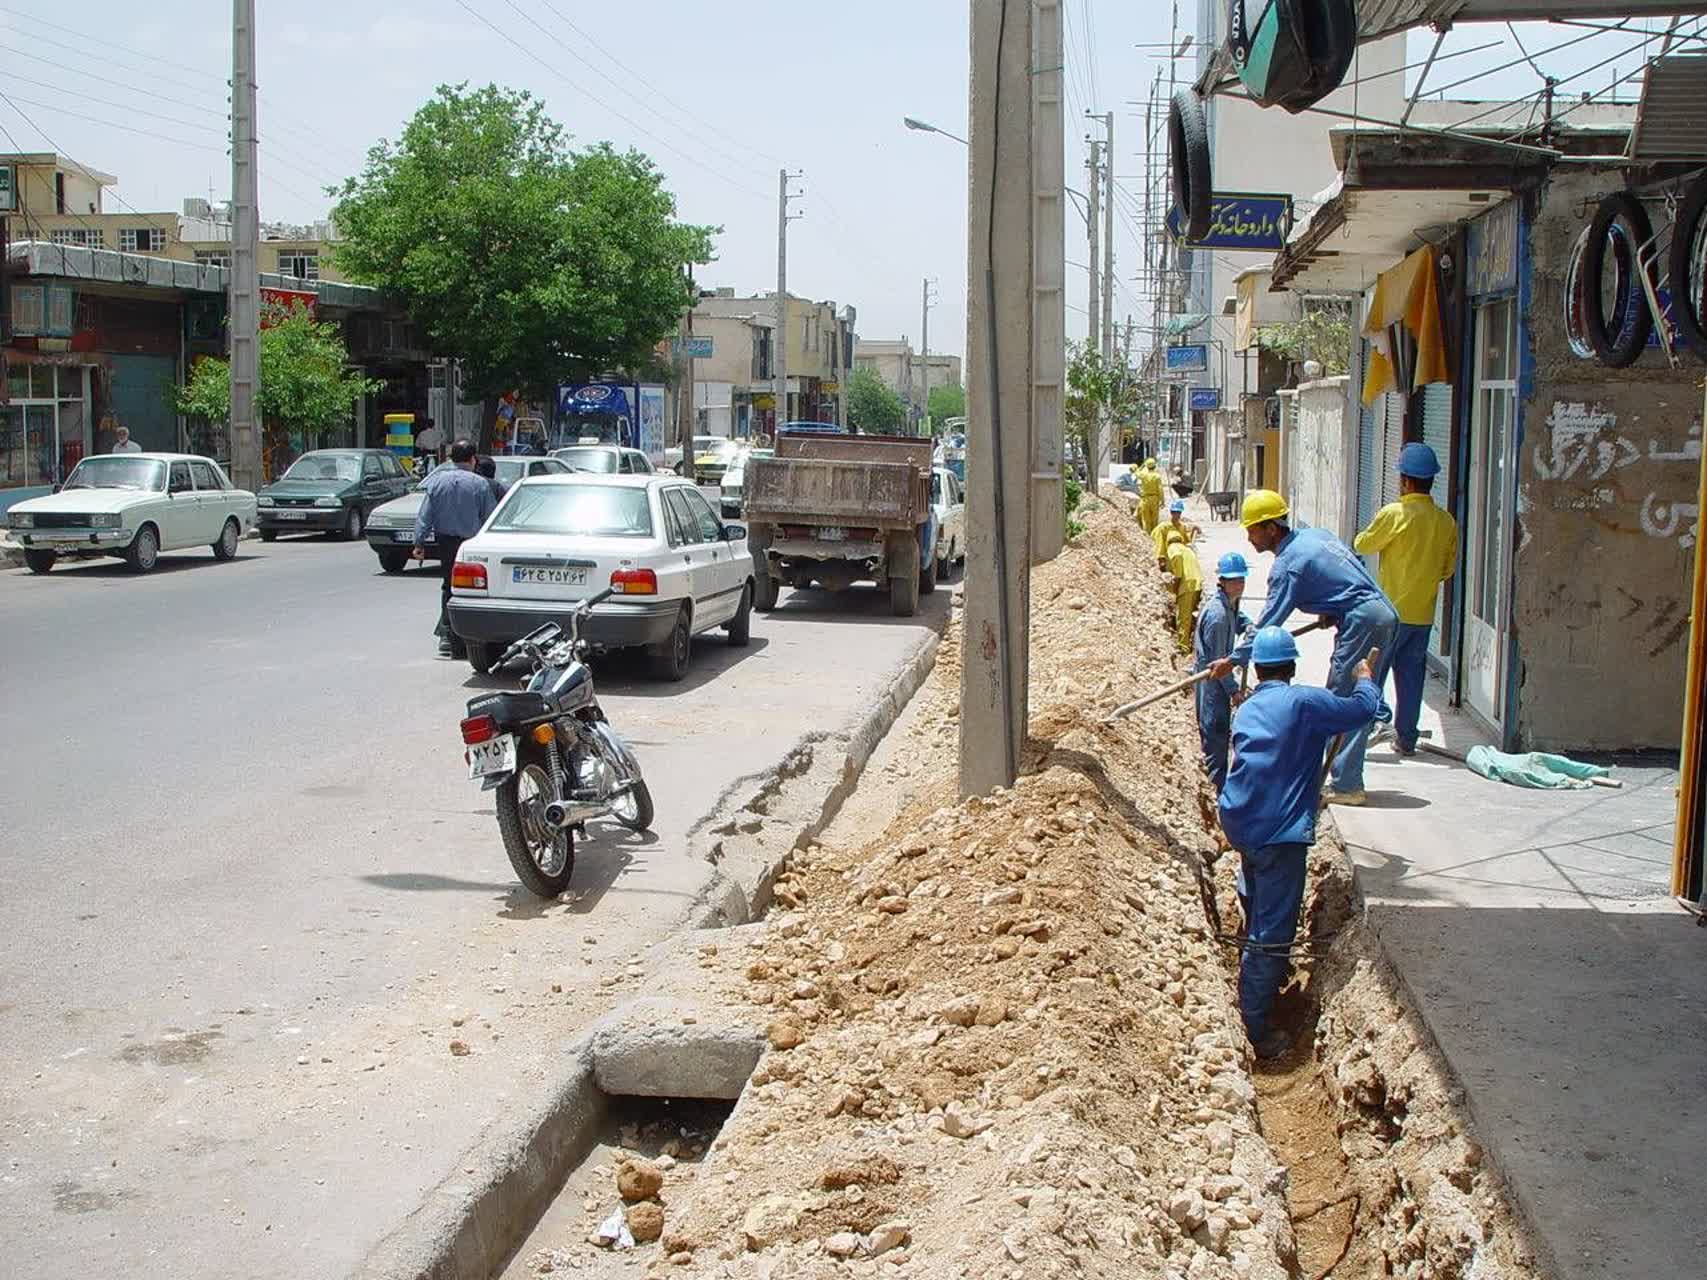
[1136, 457, 1164, 533]
[1194, 552, 1251, 791]
[1153, 498, 1196, 568]
[1163, 534, 1202, 655]
[1353, 443, 1458, 756]
[1208, 490, 1397, 805]
[1218, 627, 1382, 1059]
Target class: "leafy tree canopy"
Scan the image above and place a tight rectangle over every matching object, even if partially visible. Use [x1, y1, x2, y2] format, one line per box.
[176, 303, 379, 434]
[332, 84, 715, 412]
[848, 366, 908, 434]
[927, 381, 965, 423]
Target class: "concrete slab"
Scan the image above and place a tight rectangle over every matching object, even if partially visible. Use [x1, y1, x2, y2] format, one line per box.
[1187, 507, 1703, 1280]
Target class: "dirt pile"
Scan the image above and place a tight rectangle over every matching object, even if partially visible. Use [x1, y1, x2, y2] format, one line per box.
[651, 502, 1294, 1279]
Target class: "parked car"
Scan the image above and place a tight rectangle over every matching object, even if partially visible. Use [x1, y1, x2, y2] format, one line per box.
[447, 473, 754, 680]
[674, 435, 721, 478]
[550, 445, 654, 475]
[693, 437, 744, 486]
[365, 455, 572, 572]
[256, 448, 412, 542]
[718, 446, 772, 517]
[7, 452, 256, 574]
[931, 465, 966, 575]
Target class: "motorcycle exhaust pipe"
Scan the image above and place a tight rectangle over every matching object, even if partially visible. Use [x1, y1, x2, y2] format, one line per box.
[543, 800, 606, 829]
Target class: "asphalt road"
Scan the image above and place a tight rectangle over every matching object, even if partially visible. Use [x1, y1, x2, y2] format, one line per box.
[0, 531, 948, 1279]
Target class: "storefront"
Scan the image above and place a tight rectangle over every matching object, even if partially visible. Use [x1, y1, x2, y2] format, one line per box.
[1, 357, 92, 512]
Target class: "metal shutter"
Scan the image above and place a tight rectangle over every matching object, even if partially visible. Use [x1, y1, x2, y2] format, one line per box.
[1421, 383, 1452, 487]
[1357, 394, 1380, 536]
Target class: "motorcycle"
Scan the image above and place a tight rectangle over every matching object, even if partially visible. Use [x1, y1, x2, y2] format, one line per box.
[458, 590, 655, 897]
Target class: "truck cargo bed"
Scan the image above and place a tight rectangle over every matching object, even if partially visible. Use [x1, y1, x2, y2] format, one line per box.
[744, 434, 932, 530]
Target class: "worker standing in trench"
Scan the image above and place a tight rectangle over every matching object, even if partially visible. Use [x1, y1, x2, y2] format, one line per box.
[1218, 626, 1382, 1059]
[1206, 490, 1398, 805]
[1352, 443, 1459, 757]
[1164, 533, 1203, 655]
[1193, 552, 1253, 792]
[1136, 457, 1164, 532]
[1153, 498, 1196, 569]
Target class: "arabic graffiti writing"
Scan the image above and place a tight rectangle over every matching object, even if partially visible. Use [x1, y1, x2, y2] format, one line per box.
[1531, 400, 1701, 549]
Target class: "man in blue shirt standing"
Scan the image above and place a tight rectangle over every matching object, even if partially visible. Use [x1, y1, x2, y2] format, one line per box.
[1219, 626, 1382, 1058]
[413, 439, 497, 658]
[1207, 489, 1397, 805]
[1193, 551, 1252, 793]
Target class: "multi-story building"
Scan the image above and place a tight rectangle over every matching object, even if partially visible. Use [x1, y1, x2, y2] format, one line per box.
[855, 340, 961, 425]
[689, 289, 857, 436]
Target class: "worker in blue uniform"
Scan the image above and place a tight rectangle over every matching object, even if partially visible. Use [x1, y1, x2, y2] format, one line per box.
[1218, 626, 1382, 1059]
[1193, 551, 1252, 793]
[1208, 489, 1397, 805]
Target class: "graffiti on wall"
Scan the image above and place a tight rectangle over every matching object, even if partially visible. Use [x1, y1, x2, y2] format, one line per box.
[1532, 400, 1701, 551]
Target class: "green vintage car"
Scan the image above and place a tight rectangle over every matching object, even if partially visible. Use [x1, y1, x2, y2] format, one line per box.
[255, 449, 413, 543]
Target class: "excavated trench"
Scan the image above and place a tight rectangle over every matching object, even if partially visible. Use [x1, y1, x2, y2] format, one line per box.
[483, 502, 1540, 1280]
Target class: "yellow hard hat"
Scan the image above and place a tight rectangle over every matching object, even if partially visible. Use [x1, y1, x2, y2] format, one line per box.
[1143, 458, 1157, 469]
[1241, 489, 1289, 528]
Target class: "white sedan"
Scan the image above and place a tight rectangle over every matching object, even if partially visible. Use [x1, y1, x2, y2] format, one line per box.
[931, 465, 966, 574]
[446, 474, 755, 680]
[6, 452, 257, 574]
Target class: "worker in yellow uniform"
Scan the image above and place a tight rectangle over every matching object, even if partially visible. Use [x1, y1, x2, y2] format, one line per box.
[1153, 498, 1196, 568]
[1352, 443, 1459, 756]
[1136, 457, 1164, 532]
[1164, 533, 1203, 654]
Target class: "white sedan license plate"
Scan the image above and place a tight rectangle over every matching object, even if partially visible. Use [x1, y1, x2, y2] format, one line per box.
[275, 510, 308, 520]
[391, 530, 414, 543]
[467, 734, 517, 779]
[816, 526, 848, 542]
[512, 566, 587, 586]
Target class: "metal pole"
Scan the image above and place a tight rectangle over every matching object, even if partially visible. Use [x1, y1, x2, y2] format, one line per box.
[1032, 0, 1065, 555]
[920, 276, 931, 433]
[775, 168, 788, 434]
[962, 0, 1032, 797]
[1085, 139, 1100, 356]
[229, 0, 261, 491]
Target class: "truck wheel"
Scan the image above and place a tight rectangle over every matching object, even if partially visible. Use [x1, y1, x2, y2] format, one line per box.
[890, 569, 920, 617]
[920, 553, 938, 596]
[753, 566, 779, 612]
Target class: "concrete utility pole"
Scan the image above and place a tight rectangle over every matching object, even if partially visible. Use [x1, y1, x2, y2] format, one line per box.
[774, 168, 802, 432]
[920, 277, 937, 432]
[228, 0, 261, 491]
[1085, 138, 1101, 359]
[1097, 112, 1115, 366]
[1032, 0, 1066, 560]
[962, 0, 1035, 797]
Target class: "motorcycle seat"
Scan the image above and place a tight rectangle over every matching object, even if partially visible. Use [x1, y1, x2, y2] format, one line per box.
[466, 689, 555, 728]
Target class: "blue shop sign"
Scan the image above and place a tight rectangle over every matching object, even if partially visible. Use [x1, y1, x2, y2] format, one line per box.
[1167, 192, 1293, 250]
[1166, 344, 1210, 374]
[1189, 387, 1222, 412]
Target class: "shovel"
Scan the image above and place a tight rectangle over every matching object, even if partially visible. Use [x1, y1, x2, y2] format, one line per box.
[1103, 618, 1331, 722]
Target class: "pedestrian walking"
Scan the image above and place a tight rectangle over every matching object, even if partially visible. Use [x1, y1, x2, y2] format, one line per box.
[412, 440, 496, 659]
[1194, 552, 1252, 792]
[1218, 626, 1382, 1058]
[1164, 535, 1202, 655]
[1136, 457, 1164, 532]
[1207, 490, 1398, 805]
[1353, 443, 1458, 756]
[110, 426, 141, 454]
[474, 454, 507, 502]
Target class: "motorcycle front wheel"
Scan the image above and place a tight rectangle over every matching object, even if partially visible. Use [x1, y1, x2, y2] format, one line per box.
[495, 756, 575, 897]
[612, 776, 655, 833]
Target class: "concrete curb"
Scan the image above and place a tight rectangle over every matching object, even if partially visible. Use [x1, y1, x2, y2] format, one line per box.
[350, 613, 947, 1280]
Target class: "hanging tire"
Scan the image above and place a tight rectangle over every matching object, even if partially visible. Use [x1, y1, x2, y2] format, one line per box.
[1169, 91, 1212, 243]
[1669, 171, 1707, 362]
[495, 753, 575, 898]
[1564, 226, 1596, 361]
[211, 518, 241, 561]
[1582, 191, 1653, 368]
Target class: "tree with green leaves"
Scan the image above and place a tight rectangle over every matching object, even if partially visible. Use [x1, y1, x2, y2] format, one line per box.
[848, 366, 908, 434]
[1064, 341, 1140, 493]
[927, 381, 965, 424]
[331, 83, 714, 444]
[176, 302, 379, 473]
[1259, 299, 1352, 376]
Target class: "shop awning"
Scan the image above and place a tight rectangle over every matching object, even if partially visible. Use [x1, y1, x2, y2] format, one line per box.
[1361, 245, 1449, 406]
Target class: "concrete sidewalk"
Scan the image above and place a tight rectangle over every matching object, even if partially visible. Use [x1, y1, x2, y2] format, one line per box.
[1187, 504, 1704, 1280]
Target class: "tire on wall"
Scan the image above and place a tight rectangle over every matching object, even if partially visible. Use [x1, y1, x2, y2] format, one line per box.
[1582, 191, 1653, 369]
[1168, 91, 1212, 244]
[1669, 171, 1707, 363]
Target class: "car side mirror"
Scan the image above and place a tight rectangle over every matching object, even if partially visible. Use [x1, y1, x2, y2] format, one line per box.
[723, 523, 747, 542]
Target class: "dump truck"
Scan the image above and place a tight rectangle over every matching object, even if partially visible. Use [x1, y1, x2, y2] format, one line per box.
[742, 428, 938, 617]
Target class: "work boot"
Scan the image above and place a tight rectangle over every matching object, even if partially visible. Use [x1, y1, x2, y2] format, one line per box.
[1395, 741, 1418, 758]
[1252, 1028, 1293, 1061]
[1323, 788, 1367, 807]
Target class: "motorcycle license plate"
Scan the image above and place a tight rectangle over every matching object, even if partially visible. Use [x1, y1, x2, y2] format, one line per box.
[512, 566, 587, 586]
[467, 734, 517, 779]
[816, 526, 847, 541]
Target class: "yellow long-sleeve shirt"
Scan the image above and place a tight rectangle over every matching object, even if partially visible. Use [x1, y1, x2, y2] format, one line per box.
[1354, 492, 1458, 625]
[1153, 519, 1196, 561]
[1165, 539, 1202, 590]
[1138, 469, 1164, 502]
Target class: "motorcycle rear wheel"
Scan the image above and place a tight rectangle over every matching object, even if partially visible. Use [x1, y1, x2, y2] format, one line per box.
[496, 758, 575, 897]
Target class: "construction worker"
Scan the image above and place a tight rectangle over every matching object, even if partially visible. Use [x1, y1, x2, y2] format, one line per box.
[1194, 552, 1252, 792]
[1353, 443, 1458, 756]
[1153, 498, 1196, 567]
[1207, 489, 1397, 805]
[1136, 457, 1164, 532]
[1218, 626, 1382, 1059]
[1164, 534, 1202, 654]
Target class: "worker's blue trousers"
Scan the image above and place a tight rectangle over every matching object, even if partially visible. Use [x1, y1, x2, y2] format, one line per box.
[1389, 622, 1433, 752]
[1196, 685, 1232, 792]
[1327, 598, 1398, 793]
[1238, 841, 1309, 1043]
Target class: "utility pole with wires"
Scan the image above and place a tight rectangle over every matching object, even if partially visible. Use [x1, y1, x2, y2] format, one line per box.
[920, 277, 938, 432]
[1033, 0, 1066, 561]
[1093, 111, 1115, 364]
[774, 168, 803, 433]
[228, 0, 262, 492]
[1085, 137, 1101, 359]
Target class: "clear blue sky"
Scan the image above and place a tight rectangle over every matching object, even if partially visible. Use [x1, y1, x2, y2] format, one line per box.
[0, 2, 1685, 360]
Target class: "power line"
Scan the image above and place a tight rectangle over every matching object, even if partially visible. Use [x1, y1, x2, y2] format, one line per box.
[0, 70, 226, 138]
[0, 4, 226, 82]
[0, 89, 222, 155]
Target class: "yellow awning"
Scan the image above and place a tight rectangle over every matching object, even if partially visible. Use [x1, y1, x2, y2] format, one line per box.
[1361, 245, 1450, 406]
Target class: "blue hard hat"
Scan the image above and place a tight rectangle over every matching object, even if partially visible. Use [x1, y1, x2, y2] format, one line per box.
[1251, 625, 1299, 665]
[1397, 442, 1440, 479]
[1216, 551, 1249, 579]
[1169, 499, 1186, 514]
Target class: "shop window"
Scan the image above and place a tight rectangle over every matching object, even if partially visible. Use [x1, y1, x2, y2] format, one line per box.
[277, 251, 320, 281]
[49, 228, 104, 249]
[11, 284, 45, 336]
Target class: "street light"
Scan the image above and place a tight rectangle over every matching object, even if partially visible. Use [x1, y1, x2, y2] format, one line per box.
[903, 116, 969, 146]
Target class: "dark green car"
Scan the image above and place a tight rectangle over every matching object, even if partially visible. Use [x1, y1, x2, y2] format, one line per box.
[256, 449, 413, 542]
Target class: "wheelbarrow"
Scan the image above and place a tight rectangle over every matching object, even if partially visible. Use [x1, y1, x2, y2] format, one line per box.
[1205, 490, 1237, 520]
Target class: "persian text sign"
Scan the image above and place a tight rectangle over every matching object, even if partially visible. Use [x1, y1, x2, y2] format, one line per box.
[1167, 192, 1293, 250]
[1165, 343, 1209, 374]
[1189, 387, 1223, 412]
